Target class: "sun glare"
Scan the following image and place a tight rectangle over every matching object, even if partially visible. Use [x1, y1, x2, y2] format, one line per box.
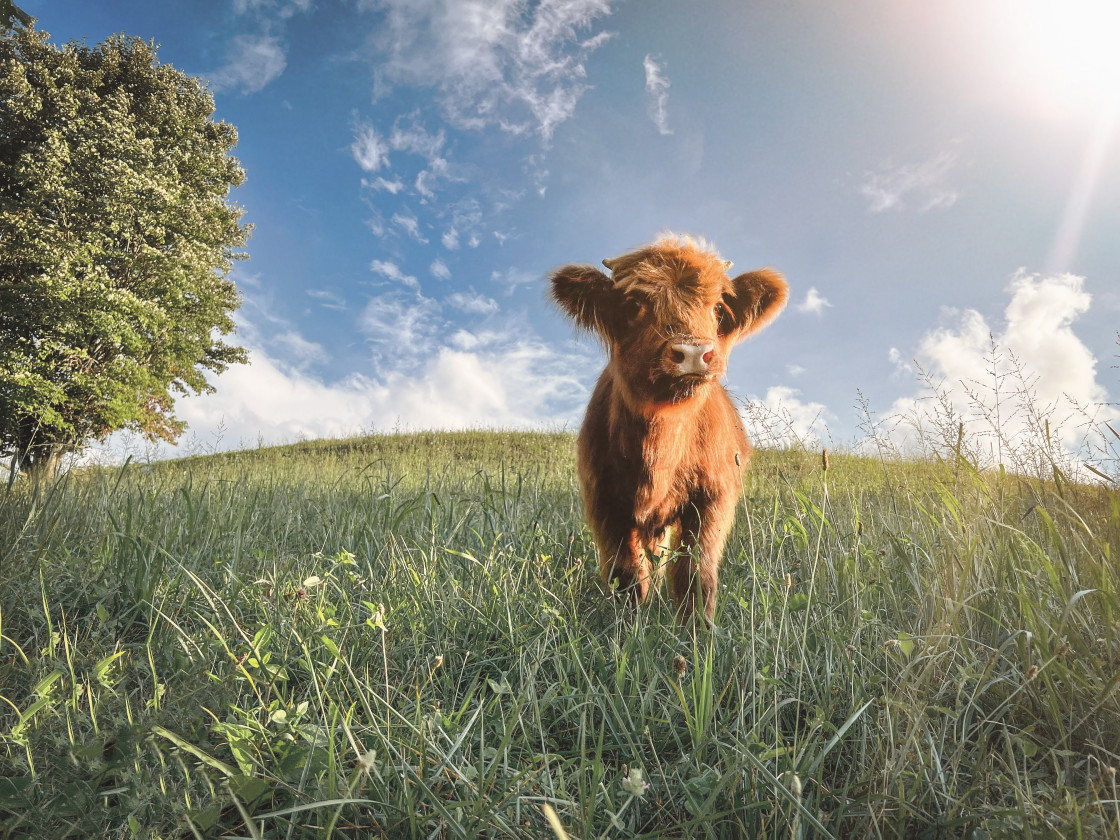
[1004, 0, 1120, 115]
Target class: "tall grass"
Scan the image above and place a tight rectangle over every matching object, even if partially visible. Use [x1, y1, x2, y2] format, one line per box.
[1, 428, 1118, 838]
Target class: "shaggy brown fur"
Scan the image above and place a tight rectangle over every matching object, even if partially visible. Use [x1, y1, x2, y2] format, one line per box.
[550, 234, 788, 623]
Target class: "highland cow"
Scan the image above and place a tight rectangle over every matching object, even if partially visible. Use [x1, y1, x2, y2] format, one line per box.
[550, 235, 788, 623]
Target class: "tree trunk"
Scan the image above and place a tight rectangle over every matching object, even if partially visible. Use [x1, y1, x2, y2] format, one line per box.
[18, 443, 66, 481]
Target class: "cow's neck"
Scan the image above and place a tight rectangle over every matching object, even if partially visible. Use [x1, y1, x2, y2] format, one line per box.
[608, 366, 708, 474]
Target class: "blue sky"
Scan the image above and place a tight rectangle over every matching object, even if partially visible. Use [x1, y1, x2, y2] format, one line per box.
[37, 0, 1120, 460]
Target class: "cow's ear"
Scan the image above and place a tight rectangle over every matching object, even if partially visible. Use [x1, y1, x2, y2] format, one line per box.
[549, 263, 620, 337]
[724, 268, 788, 341]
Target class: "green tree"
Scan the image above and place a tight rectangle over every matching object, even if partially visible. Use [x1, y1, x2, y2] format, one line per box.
[0, 25, 250, 479]
[0, 1, 32, 32]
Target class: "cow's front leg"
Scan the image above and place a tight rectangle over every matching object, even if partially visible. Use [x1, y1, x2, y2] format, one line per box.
[668, 494, 736, 623]
[587, 510, 656, 607]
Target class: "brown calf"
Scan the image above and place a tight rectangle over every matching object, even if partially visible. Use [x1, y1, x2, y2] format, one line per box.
[550, 235, 788, 623]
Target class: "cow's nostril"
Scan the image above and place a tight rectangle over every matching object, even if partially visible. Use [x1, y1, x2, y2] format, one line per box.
[702, 350, 714, 365]
[670, 348, 685, 364]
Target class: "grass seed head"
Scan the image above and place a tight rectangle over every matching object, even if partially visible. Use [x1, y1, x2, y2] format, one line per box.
[672, 654, 688, 676]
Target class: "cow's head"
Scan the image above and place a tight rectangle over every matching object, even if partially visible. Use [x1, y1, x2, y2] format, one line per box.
[549, 235, 788, 405]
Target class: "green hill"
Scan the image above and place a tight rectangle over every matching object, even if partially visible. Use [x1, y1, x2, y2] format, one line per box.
[1, 431, 1117, 837]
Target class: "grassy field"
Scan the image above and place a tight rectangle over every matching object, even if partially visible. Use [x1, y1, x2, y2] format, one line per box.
[1, 429, 1118, 838]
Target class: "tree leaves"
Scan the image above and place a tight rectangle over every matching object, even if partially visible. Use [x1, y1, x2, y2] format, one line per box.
[0, 25, 250, 477]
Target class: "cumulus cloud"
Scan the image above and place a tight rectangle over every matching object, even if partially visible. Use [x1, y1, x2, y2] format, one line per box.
[742, 386, 832, 448]
[209, 33, 287, 94]
[861, 150, 959, 213]
[442, 228, 460, 250]
[91, 333, 591, 461]
[796, 287, 831, 315]
[883, 271, 1119, 471]
[643, 54, 671, 135]
[362, 0, 616, 141]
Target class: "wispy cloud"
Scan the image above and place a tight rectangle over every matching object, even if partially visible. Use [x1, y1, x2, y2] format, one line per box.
[391, 212, 429, 243]
[429, 258, 451, 280]
[388, 114, 446, 159]
[358, 293, 439, 362]
[367, 176, 405, 193]
[643, 54, 671, 135]
[306, 288, 348, 311]
[209, 33, 287, 94]
[861, 150, 959, 213]
[369, 259, 420, 290]
[796, 287, 831, 316]
[352, 122, 390, 172]
[234, 0, 312, 18]
[362, 0, 616, 141]
[271, 330, 328, 368]
[491, 265, 536, 294]
[447, 290, 498, 315]
[888, 346, 913, 379]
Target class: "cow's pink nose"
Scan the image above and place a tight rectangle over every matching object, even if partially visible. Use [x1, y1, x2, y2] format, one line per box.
[672, 343, 714, 375]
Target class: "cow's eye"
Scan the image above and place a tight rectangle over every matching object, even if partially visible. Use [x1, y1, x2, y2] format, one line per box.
[622, 298, 646, 325]
[715, 302, 733, 335]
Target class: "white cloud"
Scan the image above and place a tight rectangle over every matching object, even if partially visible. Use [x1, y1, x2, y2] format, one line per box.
[447, 290, 498, 315]
[391, 212, 429, 243]
[742, 386, 832, 448]
[415, 169, 439, 199]
[861, 150, 959, 213]
[366, 176, 405, 193]
[491, 266, 537, 294]
[90, 333, 591, 460]
[306, 288, 347, 310]
[362, 0, 616, 141]
[445, 201, 483, 248]
[352, 122, 390, 172]
[796, 287, 831, 315]
[209, 33, 287, 94]
[369, 259, 420, 290]
[271, 331, 328, 368]
[234, 0, 312, 17]
[888, 346, 913, 379]
[883, 271, 1120, 472]
[358, 293, 438, 351]
[429, 258, 451, 280]
[388, 116, 446, 159]
[643, 54, 671, 135]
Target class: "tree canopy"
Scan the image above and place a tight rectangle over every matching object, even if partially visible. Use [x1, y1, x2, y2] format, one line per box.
[0, 25, 250, 478]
